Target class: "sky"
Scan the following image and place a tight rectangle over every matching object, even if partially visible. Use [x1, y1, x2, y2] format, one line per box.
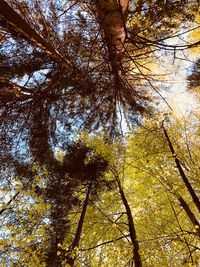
[160, 60, 197, 116]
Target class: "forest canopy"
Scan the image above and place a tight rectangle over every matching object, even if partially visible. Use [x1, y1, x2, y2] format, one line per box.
[0, 0, 199, 266]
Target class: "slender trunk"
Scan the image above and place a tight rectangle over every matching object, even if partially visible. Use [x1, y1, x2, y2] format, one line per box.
[178, 195, 200, 232]
[66, 182, 92, 266]
[162, 126, 200, 214]
[0, 0, 71, 68]
[116, 177, 142, 267]
[165, 181, 199, 231]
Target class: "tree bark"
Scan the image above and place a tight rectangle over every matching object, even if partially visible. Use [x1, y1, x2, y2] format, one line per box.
[162, 126, 200, 214]
[116, 176, 142, 267]
[66, 182, 92, 266]
[166, 181, 200, 233]
[95, 0, 129, 77]
[178, 195, 200, 233]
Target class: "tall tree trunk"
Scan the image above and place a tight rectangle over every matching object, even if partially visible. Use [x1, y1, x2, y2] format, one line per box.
[115, 175, 142, 267]
[162, 125, 200, 214]
[0, 0, 71, 68]
[177, 195, 200, 233]
[66, 182, 92, 266]
[95, 0, 129, 78]
[165, 181, 199, 231]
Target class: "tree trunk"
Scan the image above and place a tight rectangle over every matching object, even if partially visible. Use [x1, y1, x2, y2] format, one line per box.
[66, 182, 92, 266]
[162, 126, 200, 214]
[178, 195, 200, 233]
[165, 181, 199, 232]
[116, 176, 142, 267]
[95, 0, 129, 77]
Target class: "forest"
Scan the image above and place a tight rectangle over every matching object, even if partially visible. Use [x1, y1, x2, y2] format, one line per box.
[0, 0, 200, 266]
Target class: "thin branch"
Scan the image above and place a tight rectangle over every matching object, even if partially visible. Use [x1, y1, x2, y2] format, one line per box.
[81, 234, 130, 251]
[0, 191, 20, 216]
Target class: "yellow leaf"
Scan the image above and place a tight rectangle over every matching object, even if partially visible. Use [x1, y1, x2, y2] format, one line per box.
[73, 246, 79, 251]
[123, 250, 128, 256]
[112, 223, 117, 228]
[70, 252, 76, 259]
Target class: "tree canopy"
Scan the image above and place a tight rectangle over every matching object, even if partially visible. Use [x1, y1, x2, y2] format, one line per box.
[0, 0, 199, 266]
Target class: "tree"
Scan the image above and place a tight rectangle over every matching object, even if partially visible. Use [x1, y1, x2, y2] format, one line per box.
[162, 122, 200, 214]
[124, 115, 200, 265]
[76, 125, 199, 266]
[1, 114, 199, 266]
[113, 169, 142, 266]
[1, 1, 200, 266]
[0, 0, 198, 139]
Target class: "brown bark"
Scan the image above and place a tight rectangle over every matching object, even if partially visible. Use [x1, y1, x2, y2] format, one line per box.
[95, 0, 129, 77]
[0, 0, 71, 68]
[116, 176, 142, 267]
[165, 181, 199, 233]
[66, 182, 92, 266]
[162, 126, 200, 214]
[178, 195, 200, 233]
